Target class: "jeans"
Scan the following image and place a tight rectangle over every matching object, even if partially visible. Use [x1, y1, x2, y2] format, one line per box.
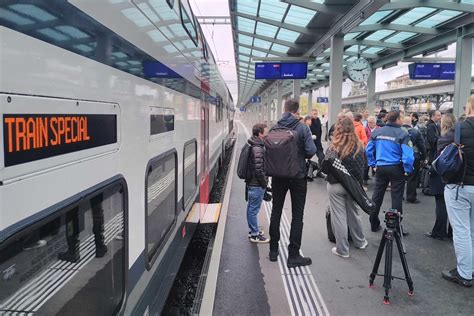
[269, 177, 307, 257]
[247, 186, 265, 236]
[444, 185, 474, 280]
[406, 158, 420, 202]
[327, 183, 366, 256]
[370, 165, 405, 230]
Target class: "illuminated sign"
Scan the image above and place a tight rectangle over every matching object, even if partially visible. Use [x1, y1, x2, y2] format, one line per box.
[3, 114, 117, 167]
[408, 63, 455, 80]
[255, 62, 308, 80]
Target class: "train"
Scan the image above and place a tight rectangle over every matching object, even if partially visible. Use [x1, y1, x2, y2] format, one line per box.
[0, 0, 234, 314]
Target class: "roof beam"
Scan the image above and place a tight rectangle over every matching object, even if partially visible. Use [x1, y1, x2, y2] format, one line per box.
[352, 23, 441, 35]
[196, 16, 231, 25]
[233, 12, 328, 36]
[280, 0, 353, 15]
[381, 0, 474, 14]
[372, 22, 474, 69]
[344, 39, 404, 49]
[237, 43, 287, 57]
[320, 50, 378, 59]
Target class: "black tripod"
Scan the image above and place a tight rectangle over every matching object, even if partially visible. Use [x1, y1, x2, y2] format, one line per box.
[369, 210, 414, 304]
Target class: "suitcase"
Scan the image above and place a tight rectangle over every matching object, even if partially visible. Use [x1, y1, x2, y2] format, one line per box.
[326, 207, 352, 243]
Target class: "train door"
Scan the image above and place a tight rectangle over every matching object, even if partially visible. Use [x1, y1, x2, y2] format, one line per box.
[199, 87, 210, 217]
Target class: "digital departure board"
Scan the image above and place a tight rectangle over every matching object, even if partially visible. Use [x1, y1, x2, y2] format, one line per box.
[408, 63, 455, 80]
[143, 61, 181, 78]
[255, 62, 308, 80]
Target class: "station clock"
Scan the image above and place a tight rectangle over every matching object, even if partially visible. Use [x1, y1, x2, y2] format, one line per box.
[347, 57, 371, 82]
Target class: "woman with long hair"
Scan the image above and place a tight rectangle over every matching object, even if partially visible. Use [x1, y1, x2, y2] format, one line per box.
[427, 113, 456, 240]
[326, 117, 368, 258]
[442, 96, 474, 287]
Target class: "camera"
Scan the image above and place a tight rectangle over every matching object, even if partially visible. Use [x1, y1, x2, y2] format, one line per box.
[384, 209, 402, 229]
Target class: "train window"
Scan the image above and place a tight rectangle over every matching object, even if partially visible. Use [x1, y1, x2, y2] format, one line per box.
[145, 150, 177, 268]
[0, 180, 127, 315]
[150, 107, 175, 136]
[179, 1, 197, 46]
[183, 140, 197, 211]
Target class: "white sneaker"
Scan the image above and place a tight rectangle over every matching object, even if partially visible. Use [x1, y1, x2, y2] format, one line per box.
[356, 240, 369, 249]
[332, 247, 349, 258]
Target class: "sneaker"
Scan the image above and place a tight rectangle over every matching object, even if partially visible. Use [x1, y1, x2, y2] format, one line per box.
[248, 229, 264, 238]
[442, 269, 472, 287]
[23, 240, 47, 251]
[249, 234, 269, 243]
[287, 255, 312, 268]
[331, 247, 350, 258]
[406, 199, 420, 204]
[426, 232, 446, 241]
[269, 250, 279, 262]
[356, 240, 369, 249]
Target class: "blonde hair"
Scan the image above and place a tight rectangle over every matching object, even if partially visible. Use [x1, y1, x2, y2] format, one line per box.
[441, 113, 456, 136]
[331, 117, 363, 160]
[465, 95, 474, 117]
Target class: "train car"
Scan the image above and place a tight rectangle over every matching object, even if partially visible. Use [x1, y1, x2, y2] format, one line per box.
[0, 0, 234, 314]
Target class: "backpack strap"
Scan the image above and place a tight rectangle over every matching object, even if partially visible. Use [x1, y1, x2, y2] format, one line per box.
[454, 122, 462, 145]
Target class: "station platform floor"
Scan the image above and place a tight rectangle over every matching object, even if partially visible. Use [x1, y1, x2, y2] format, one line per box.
[205, 120, 474, 316]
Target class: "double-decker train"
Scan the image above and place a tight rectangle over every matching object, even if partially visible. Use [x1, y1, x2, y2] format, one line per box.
[0, 1, 234, 314]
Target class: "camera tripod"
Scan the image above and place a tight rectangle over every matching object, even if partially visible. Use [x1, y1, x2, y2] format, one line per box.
[369, 210, 414, 304]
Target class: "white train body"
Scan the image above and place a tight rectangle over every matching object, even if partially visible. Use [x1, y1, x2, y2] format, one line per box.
[0, 1, 233, 314]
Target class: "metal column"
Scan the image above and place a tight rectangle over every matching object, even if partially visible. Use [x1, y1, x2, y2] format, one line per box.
[454, 36, 473, 118]
[329, 34, 344, 126]
[276, 80, 283, 120]
[308, 89, 313, 115]
[367, 68, 376, 115]
[266, 94, 272, 124]
[293, 79, 301, 104]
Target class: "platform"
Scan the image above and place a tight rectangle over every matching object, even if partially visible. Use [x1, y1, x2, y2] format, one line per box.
[204, 120, 474, 316]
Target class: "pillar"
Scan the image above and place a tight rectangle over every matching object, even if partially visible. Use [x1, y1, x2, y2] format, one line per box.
[293, 79, 301, 104]
[277, 80, 283, 120]
[329, 34, 344, 126]
[454, 35, 473, 118]
[367, 68, 376, 115]
[308, 89, 313, 115]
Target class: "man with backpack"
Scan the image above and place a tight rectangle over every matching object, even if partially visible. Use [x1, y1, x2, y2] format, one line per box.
[265, 99, 317, 267]
[402, 116, 427, 203]
[245, 123, 270, 243]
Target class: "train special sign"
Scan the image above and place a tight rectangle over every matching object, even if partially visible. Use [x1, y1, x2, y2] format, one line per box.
[3, 114, 117, 167]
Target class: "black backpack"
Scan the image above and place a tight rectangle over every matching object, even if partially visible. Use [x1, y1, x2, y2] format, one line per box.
[264, 124, 300, 178]
[237, 143, 252, 180]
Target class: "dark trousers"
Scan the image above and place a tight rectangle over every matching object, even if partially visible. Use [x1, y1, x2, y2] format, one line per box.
[270, 177, 307, 257]
[406, 158, 420, 202]
[364, 165, 370, 181]
[370, 165, 405, 230]
[431, 194, 450, 238]
[314, 139, 325, 165]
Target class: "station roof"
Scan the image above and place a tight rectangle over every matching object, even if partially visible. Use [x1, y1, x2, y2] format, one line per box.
[229, 0, 474, 104]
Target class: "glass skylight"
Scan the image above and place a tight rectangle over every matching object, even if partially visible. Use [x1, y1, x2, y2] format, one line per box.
[254, 38, 272, 50]
[9, 4, 56, 22]
[270, 43, 289, 53]
[284, 5, 316, 27]
[415, 10, 463, 28]
[360, 10, 392, 25]
[364, 30, 395, 41]
[237, 16, 255, 33]
[392, 7, 436, 25]
[237, 0, 258, 16]
[147, 30, 167, 42]
[121, 7, 151, 27]
[344, 32, 361, 40]
[259, 0, 288, 21]
[255, 22, 278, 38]
[55, 26, 89, 39]
[277, 28, 300, 42]
[0, 8, 34, 25]
[238, 34, 253, 45]
[384, 31, 417, 43]
[363, 46, 385, 54]
[37, 28, 69, 41]
[239, 46, 252, 54]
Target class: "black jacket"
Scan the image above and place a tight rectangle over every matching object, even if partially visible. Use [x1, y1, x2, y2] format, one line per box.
[460, 118, 474, 185]
[426, 119, 440, 163]
[326, 146, 367, 186]
[246, 136, 267, 187]
[402, 124, 427, 161]
[273, 112, 317, 178]
[429, 129, 454, 195]
[310, 117, 322, 139]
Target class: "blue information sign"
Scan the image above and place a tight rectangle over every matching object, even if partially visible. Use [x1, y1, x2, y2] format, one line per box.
[250, 96, 262, 103]
[143, 61, 181, 78]
[317, 97, 329, 103]
[255, 62, 308, 80]
[408, 63, 455, 80]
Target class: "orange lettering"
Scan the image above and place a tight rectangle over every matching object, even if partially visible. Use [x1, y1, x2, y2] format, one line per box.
[4, 117, 15, 153]
[38, 117, 48, 148]
[80, 117, 90, 141]
[65, 117, 71, 144]
[50, 117, 58, 145]
[70, 117, 77, 142]
[15, 118, 26, 151]
[26, 118, 35, 150]
[57, 117, 65, 145]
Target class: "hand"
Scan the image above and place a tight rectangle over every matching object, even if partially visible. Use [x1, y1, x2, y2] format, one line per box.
[311, 135, 316, 140]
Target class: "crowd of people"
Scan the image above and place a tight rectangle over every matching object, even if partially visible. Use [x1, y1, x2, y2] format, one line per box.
[241, 96, 474, 288]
